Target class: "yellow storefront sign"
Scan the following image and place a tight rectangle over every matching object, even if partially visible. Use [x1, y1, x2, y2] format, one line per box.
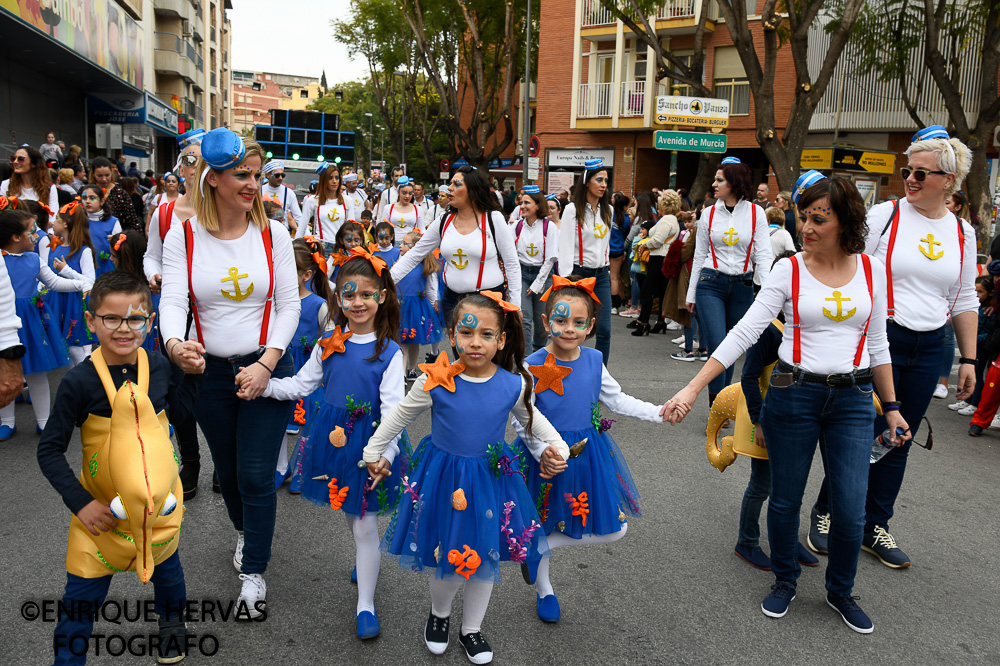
[858, 152, 894, 174]
[801, 149, 833, 169]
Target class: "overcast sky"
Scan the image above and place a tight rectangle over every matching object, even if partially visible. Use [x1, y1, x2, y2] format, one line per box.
[228, 0, 370, 84]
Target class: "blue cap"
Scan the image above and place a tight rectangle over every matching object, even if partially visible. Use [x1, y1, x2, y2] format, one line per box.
[315, 161, 330, 174]
[523, 185, 540, 194]
[583, 158, 604, 171]
[200, 128, 246, 169]
[262, 160, 284, 174]
[721, 156, 741, 165]
[309, 179, 318, 186]
[177, 129, 207, 148]
[546, 193, 558, 201]
[397, 175, 411, 186]
[792, 170, 827, 205]
[912, 125, 950, 142]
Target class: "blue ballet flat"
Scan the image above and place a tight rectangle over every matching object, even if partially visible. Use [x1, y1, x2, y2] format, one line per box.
[288, 474, 303, 494]
[0, 425, 16, 441]
[356, 608, 380, 639]
[536, 594, 560, 623]
[350, 566, 357, 584]
[36, 424, 44, 434]
[521, 558, 540, 584]
[274, 469, 290, 490]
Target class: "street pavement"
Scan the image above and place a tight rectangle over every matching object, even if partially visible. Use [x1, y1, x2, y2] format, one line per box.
[2, 320, 999, 665]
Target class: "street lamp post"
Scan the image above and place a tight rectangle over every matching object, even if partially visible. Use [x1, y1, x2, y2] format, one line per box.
[364, 112, 373, 175]
[394, 71, 406, 173]
[522, 0, 532, 186]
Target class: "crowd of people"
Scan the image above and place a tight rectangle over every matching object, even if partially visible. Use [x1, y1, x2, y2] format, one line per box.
[0, 122, 988, 664]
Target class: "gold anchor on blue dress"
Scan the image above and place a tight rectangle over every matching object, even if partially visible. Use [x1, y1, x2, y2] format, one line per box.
[526, 243, 539, 257]
[823, 291, 856, 322]
[723, 227, 739, 245]
[452, 248, 469, 269]
[220, 267, 254, 301]
[919, 234, 944, 260]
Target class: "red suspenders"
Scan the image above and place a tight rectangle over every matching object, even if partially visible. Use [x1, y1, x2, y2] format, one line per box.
[708, 204, 756, 271]
[441, 212, 489, 289]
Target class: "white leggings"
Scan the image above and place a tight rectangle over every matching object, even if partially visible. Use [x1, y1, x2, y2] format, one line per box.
[68, 345, 91, 367]
[429, 577, 494, 635]
[534, 523, 628, 598]
[0, 371, 52, 429]
[344, 512, 381, 614]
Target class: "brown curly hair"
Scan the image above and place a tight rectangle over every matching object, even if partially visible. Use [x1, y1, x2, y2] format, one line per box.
[796, 176, 868, 255]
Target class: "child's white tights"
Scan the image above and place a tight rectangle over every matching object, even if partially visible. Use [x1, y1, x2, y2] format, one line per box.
[429, 578, 493, 635]
[68, 345, 91, 367]
[0, 371, 52, 429]
[343, 512, 380, 615]
[534, 523, 629, 598]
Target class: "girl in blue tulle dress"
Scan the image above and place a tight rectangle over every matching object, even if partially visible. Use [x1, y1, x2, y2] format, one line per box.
[0, 205, 92, 440]
[48, 201, 97, 366]
[80, 184, 121, 277]
[108, 230, 159, 353]
[397, 230, 442, 378]
[364, 291, 570, 665]
[263, 249, 406, 641]
[373, 221, 400, 268]
[513, 277, 666, 624]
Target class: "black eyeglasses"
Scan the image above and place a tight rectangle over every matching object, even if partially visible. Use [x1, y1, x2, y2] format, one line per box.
[901, 167, 949, 182]
[89, 312, 151, 331]
[905, 416, 933, 450]
[180, 154, 199, 167]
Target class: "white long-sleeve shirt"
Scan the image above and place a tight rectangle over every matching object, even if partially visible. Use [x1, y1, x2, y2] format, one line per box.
[864, 199, 978, 331]
[297, 196, 357, 240]
[9, 252, 93, 292]
[514, 217, 559, 294]
[558, 201, 612, 274]
[263, 328, 405, 463]
[383, 202, 425, 246]
[345, 187, 368, 213]
[713, 254, 891, 374]
[364, 372, 569, 464]
[687, 200, 773, 303]
[260, 183, 302, 228]
[390, 210, 522, 307]
[423, 202, 447, 230]
[0, 247, 20, 351]
[644, 214, 680, 258]
[0, 180, 59, 224]
[754, 225, 798, 286]
[143, 200, 184, 282]
[375, 186, 399, 220]
[160, 218, 300, 357]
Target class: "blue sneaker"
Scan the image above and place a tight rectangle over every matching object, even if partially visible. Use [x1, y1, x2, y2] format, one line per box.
[798, 541, 819, 567]
[350, 566, 357, 584]
[356, 608, 380, 639]
[826, 593, 874, 634]
[536, 594, 560, 623]
[521, 558, 540, 584]
[761, 582, 796, 618]
[288, 474, 303, 495]
[274, 468, 290, 490]
[734, 544, 772, 570]
[36, 424, 44, 434]
[0, 425, 16, 441]
[285, 423, 299, 435]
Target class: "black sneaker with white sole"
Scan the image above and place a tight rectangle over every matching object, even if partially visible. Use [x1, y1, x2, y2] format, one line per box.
[807, 508, 830, 555]
[424, 611, 450, 655]
[459, 631, 494, 664]
[862, 525, 911, 568]
[157, 617, 187, 664]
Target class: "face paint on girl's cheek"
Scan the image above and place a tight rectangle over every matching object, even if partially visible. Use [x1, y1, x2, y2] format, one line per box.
[459, 312, 478, 329]
[573, 318, 591, 331]
[341, 281, 357, 299]
[553, 302, 572, 318]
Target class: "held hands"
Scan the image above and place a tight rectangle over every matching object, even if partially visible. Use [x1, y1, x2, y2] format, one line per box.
[77, 500, 118, 536]
[538, 446, 568, 479]
[366, 457, 392, 490]
[52, 256, 67, 272]
[660, 386, 699, 424]
[235, 362, 270, 400]
[885, 412, 912, 446]
[169, 339, 206, 374]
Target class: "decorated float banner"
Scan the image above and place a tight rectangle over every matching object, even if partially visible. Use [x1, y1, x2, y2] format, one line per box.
[1, 0, 144, 89]
[655, 96, 730, 128]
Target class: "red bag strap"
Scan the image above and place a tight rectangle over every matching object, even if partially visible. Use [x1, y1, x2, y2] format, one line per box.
[159, 200, 176, 240]
[441, 212, 455, 236]
[791, 255, 801, 366]
[476, 212, 487, 289]
[950, 217, 966, 316]
[743, 205, 757, 272]
[260, 223, 275, 348]
[183, 219, 204, 345]
[884, 202, 901, 321]
[315, 199, 323, 239]
[577, 215, 584, 265]
[855, 253, 875, 369]
[708, 206, 718, 269]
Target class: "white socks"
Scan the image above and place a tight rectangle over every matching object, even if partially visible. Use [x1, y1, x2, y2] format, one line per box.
[344, 512, 381, 614]
[68, 345, 91, 367]
[275, 437, 289, 476]
[534, 523, 628, 598]
[428, 577, 494, 635]
[0, 372, 52, 429]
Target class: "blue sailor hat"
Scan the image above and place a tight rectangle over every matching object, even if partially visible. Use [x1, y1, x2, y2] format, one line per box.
[397, 175, 411, 186]
[315, 161, 330, 174]
[792, 170, 827, 205]
[200, 128, 246, 170]
[262, 160, 284, 174]
[343, 172, 358, 182]
[912, 125, 950, 142]
[523, 185, 540, 194]
[177, 128, 207, 148]
[546, 193, 558, 200]
[721, 156, 741, 165]
[583, 158, 604, 170]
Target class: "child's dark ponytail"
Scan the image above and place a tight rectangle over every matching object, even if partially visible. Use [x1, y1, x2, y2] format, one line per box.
[110, 230, 147, 278]
[294, 237, 336, 327]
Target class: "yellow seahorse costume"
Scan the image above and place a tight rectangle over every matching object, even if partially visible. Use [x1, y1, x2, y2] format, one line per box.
[66, 347, 184, 583]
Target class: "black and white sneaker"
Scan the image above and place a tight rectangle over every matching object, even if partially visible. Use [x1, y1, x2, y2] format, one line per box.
[424, 611, 450, 655]
[406, 369, 420, 381]
[459, 631, 493, 664]
[862, 525, 911, 568]
[156, 616, 187, 663]
[807, 509, 830, 555]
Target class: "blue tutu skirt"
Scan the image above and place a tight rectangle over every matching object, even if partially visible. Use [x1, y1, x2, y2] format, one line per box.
[15, 295, 70, 375]
[295, 403, 406, 517]
[399, 297, 442, 345]
[53, 290, 93, 347]
[141, 293, 161, 353]
[381, 436, 549, 582]
[515, 426, 641, 539]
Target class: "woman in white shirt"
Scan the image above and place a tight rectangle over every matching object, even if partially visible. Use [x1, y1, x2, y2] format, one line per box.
[297, 161, 355, 247]
[664, 174, 909, 635]
[144, 172, 181, 229]
[514, 185, 559, 351]
[382, 176, 423, 245]
[390, 165, 520, 323]
[686, 157, 773, 404]
[160, 128, 300, 618]
[557, 158, 614, 364]
[633, 190, 681, 336]
[808, 126, 977, 570]
[1, 145, 58, 225]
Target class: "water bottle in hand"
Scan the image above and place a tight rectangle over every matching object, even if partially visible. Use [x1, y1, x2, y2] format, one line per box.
[871, 427, 906, 464]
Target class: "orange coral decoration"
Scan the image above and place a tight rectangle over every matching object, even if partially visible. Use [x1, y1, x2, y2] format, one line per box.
[529, 353, 573, 395]
[451, 488, 467, 511]
[566, 491, 590, 527]
[293, 399, 306, 425]
[448, 545, 481, 580]
[328, 426, 347, 448]
[418, 351, 466, 393]
[328, 478, 349, 510]
[318, 327, 354, 360]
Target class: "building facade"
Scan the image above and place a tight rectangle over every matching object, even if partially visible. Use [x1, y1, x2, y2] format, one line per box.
[230, 71, 320, 132]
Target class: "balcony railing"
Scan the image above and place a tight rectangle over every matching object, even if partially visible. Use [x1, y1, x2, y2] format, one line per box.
[582, 0, 614, 27]
[578, 82, 613, 118]
[620, 81, 647, 117]
[155, 31, 204, 71]
[656, 0, 717, 20]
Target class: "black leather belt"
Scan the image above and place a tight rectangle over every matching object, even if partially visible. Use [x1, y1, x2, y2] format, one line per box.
[777, 361, 874, 387]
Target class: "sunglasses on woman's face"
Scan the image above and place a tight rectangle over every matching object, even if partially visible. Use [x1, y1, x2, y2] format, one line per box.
[900, 167, 948, 182]
[9, 154, 27, 164]
[180, 154, 199, 167]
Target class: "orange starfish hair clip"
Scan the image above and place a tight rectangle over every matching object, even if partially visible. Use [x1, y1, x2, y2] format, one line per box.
[540, 275, 602, 305]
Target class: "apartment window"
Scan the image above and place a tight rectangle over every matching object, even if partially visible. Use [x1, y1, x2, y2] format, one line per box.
[300, 89, 308, 98]
[237, 94, 244, 103]
[633, 47, 647, 81]
[265, 74, 271, 80]
[713, 46, 749, 115]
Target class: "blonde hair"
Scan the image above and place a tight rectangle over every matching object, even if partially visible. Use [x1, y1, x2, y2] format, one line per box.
[905, 137, 972, 195]
[58, 168, 74, 185]
[191, 138, 269, 231]
[657, 189, 682, 216]
[765, 206, 785, 226]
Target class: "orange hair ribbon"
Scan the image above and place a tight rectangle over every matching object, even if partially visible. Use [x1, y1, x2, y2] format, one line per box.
[113, 233, 127, 252]
[540, 275, 602, 305]
[59, 200, 82, 216]
[36, 201, 52, 218]
[312, 251, 329, 275]
[480, 290, 520, 313]
[344, 244, 387, 274]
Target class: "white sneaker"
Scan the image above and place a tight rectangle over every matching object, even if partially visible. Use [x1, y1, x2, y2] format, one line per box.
[990, 413, 1000, 430]
[666, 320, 682, 331]
[932, 383, 948, 399]
[958, 404, 977, 416]
[610, 307, 618, 315]
[671, 335, 686, 344]
[948, 400, 969, 411]
[234, 532, 244, 572]
[237, 573, 266, 619]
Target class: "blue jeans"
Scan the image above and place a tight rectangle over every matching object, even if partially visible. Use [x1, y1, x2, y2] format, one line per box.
[737, 457, 771, 548]
[761, 378, 875, 595]
[939, 322, 955, 378]
[630, 271, 642, 306]
[573, 265, 612, 365]
[520, 263, 551, 353]
[195, 352, 295, 574]
[684, 318, 701, 353]
[695, 268, 755, 395]
[53, 551, 186, 665]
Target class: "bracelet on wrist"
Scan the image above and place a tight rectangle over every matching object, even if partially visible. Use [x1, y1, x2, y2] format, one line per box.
[882, 400, 901, 412]
[959, 357, 976, 365]
[254, 360, 274, 375]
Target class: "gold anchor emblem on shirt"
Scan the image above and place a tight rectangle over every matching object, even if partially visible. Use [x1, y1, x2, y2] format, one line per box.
[327, 207, 340, 222]
[220, 267, 254, 301]
[526, 243, 539, 257]
[823, 291, 856, 322]
[593, 221, 608, 238]
[723, 227, 739, 245]
[919, 234, 944, 260]
[452, 248, 469, 269]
